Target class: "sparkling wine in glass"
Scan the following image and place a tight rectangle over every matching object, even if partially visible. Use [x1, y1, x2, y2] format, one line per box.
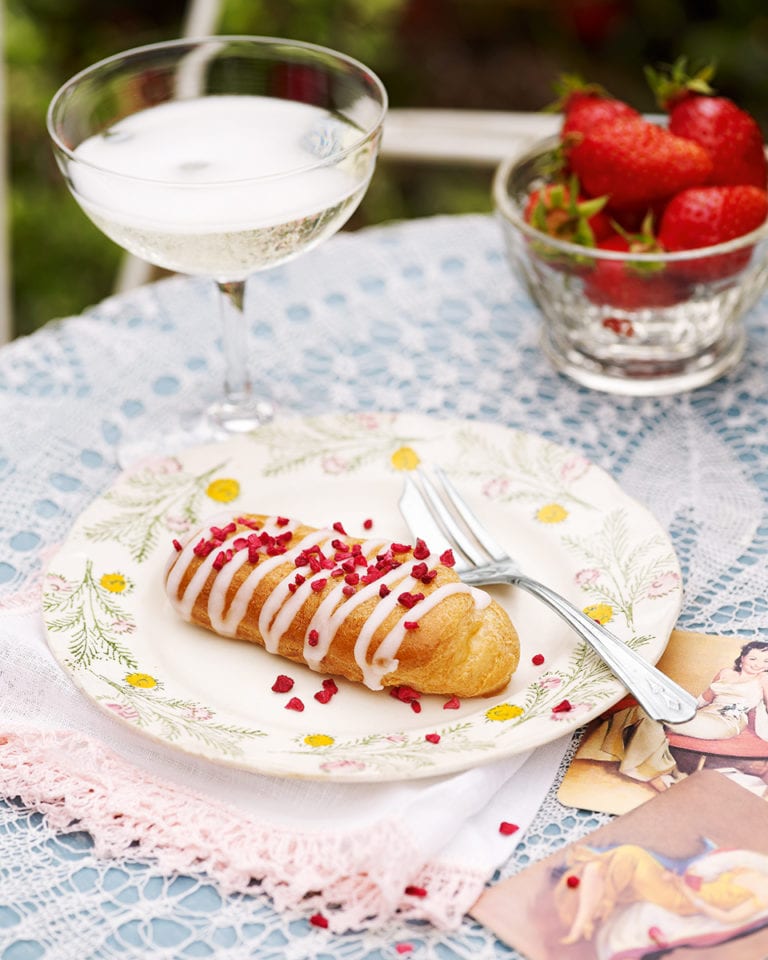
[47, 36, 387, 437]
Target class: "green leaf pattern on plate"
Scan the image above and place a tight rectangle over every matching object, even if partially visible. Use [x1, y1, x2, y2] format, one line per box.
[43, 560, 138, 670]
[486, 643, 617, 733]
[97, 675, 266, 757]
[83, 457, 232, 563]
[449, 427, 595, 509]
[563, 509, 680, 629]
[251, 412, 420, 476]
[291, 721, 500, 775]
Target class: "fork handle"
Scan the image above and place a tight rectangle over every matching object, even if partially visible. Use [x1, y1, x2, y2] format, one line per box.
[474, 571, 697, 723]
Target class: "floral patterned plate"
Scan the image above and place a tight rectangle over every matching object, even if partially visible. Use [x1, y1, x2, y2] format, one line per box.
[43, 412, 682, 782]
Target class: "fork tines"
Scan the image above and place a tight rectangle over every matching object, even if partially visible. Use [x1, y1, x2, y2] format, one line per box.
[415, 466, 508, 567]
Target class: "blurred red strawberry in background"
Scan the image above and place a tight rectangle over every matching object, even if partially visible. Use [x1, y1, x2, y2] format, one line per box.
[647, 58, 767, 189]
[658, 184, 768, 280]
[566, 116, 713, 207]
[551, 74, 640, 138]
[583, 220, 691, 309]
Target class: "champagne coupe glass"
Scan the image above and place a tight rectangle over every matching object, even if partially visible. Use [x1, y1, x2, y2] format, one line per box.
[47, 36, 387, 441]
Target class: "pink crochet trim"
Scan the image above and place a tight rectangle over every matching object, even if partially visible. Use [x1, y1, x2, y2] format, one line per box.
[0, 728, 487, 931]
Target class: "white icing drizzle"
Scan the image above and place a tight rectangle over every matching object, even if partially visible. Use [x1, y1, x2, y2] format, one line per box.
[363, 583, 479, 690]
[163, 508, 242, 582]
[166, 540, 217, 620]
[219, 529, 328, 645]
[166, 515, 306, 631]
[206, 551, 253, 634]
[300, 542, 398, 671]
[257, 534, 337, 652]
[352, 575, 419, 689]
[166, 521, 493, 689]
[165, 520, 231, 620]
[469, 585, 492, 610]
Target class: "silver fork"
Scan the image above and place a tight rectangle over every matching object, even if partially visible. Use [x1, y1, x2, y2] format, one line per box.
[399, 467, 697, 723]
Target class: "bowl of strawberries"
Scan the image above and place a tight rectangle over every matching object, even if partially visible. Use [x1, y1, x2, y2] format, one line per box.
[493, 62, 768, 395]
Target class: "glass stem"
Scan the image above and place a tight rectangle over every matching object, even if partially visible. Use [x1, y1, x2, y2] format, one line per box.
[207, 279, 273, 433]
[217, 279, 252, 406]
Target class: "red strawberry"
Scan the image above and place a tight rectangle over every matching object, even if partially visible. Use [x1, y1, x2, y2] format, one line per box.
[563, 94, 639, 139]
[524, 179, 612, 245]
[660, 185, 768, 248]
[670, 98, 766, 188]
[551, 75, 639, 139]
[567, 116, 713, 208]
[647, 59, 767, 188]
[583, 233, 690, 310]
[658, 185, 768, 280]
[565, 0, 628, 47]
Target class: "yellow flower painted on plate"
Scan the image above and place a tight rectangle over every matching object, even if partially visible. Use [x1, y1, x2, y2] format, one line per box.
[485, 703, 524, 722]
[100, 572, 127, 593]
[390, 447, 420, 471]
[206, 477, 240, 503]
[304, 734, 335, 748]
[125, 672, 158, 689]
[536, 503, 568, 524]
[584, 603, 614, 625]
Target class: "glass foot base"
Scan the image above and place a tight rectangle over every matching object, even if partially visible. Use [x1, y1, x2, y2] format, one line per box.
[206, 396, 274, 434]
[116, 396, 274, 469]
[542, 327, 746, 397]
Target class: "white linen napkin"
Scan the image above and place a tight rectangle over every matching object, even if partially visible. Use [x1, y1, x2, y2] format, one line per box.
[0, 604, 567, 931]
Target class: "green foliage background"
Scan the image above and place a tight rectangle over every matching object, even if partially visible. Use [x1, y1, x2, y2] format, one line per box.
[8, 0, 768, 337]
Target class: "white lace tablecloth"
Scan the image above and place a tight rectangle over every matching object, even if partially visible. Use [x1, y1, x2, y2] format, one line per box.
[2, 213, 768, 959]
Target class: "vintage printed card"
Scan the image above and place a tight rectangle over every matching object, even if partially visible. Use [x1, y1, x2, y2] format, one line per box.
[472, 770, 768, 960]
[558, 630, 768, 815]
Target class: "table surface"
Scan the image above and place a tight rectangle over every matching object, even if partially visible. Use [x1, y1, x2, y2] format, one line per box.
[3, 213, 768, 959]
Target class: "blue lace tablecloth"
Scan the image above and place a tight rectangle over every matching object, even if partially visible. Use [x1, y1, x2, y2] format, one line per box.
[2, 213, 768, 959]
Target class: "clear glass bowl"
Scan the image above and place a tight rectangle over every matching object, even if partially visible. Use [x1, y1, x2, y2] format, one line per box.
[493, 136, 768, 395]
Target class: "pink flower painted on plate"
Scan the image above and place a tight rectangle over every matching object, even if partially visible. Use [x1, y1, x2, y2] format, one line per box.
[105, 702, 140, 721]
[385, 734, 409, 744]
[482, 477, 510, 500]
[551, 701, 593, 721]
[128, 456, 182, 478]
[560, 456, 590, 484]
[111, 618, 135, 635]
[319, 758, 367, 773]
[322, 454, 351, 475]
[575, 568, 601, 586]
[356, 413, 382, 431]
[164, 513, 192, 533]
[184, 705, 214, 722]
[538, 675, 563, 691]
[150, 456, 183, 475]
[45, 573, 71, 593]
[647, 571, 681, 598]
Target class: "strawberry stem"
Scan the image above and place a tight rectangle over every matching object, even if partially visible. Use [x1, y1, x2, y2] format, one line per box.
[645, 56, 716, 111]
[546, 72, 613, 113]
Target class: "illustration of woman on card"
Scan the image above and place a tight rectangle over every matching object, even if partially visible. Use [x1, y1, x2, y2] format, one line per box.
[576, 701, 683, 791]
[668, 639, 768, 741]
[577, 640, 768, 794]
[553, 841, 768, 959]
